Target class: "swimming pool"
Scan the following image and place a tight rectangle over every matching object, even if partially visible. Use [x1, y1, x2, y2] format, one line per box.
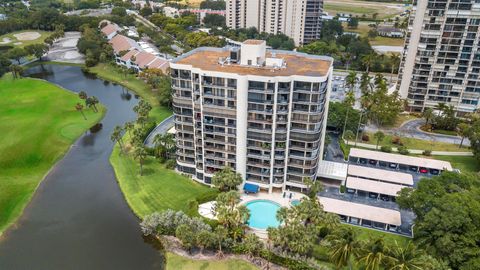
[245, 200, 281, 229]
[290, 199, 301, 206]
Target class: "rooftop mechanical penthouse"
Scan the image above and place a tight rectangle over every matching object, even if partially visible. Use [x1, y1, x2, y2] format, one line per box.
[170, 40, 333, 192]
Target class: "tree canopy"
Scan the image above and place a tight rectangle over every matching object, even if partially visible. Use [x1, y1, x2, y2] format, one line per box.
[397, 172, 480, 269]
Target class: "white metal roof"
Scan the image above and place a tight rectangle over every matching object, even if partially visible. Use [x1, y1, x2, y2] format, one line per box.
[348, 165, 414, 186]
[317, 160, 348, 181]
[346, 176, 406, 197]
[349, 148, 453, 171]
[319, 197, 402, 226]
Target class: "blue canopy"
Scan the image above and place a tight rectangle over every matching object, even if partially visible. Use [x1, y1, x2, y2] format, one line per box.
[243, 183, 259, 193]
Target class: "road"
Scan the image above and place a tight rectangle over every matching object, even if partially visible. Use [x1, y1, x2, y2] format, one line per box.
[144, 115, 174, 148]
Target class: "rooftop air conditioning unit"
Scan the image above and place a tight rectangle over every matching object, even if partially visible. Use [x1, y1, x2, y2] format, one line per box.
[229, 47, 240, 63]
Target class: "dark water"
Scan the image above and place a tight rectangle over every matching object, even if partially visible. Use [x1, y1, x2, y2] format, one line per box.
[0, 65, 165, 269]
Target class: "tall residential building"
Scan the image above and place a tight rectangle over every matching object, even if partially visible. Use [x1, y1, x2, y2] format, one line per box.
[170, 40, 333, 192]
[398, 0, 480, 114]
[226, 0, 323, 46]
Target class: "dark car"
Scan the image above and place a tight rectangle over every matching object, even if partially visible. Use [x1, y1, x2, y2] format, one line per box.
[369, 192, 378, 199]
[409, 166, 418, 172]
[430, 169, 440, 175]
[359, 158, 367, 164]
[369, 159, 377, 165]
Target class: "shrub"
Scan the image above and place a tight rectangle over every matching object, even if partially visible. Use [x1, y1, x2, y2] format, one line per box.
[391, 136, 402, 145]
[381, 145, 392, 153]
[339, 185, 346, 193]
[397, 146, 410, 155]
[361, 134, 370, 142]
[423, 149, 432, 156]
[165, 158, 176, 169]
[140, 210, 211, 236]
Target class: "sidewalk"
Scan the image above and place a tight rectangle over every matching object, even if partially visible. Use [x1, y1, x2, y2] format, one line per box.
[346, 141, 473, 156]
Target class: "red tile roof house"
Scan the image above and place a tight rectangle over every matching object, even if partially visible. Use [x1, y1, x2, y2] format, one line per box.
[119, 49, 170, 74]
[100, 22, 122, 40]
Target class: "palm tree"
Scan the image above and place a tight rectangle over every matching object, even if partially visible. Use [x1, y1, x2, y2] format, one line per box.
[342, 90, 356, 135]
[373, 131, 385, 150]
[386, 241, 428, 270]
[78, 91, 87, 101]
[153, 134, 166, 158]
[422, 108, 434, 126]
[346, 71, 358, 90]
[361, 53, 376, 73]
[111, 125, 125, 153]
[124, 121, 135, 138]
[358, 238, 392, 270]
[344, 130, 355, 145]
[456, 123, 470, 148]
[134, 146, 148, 176]
[75, 103, 86, 120]
[327, 227, 361, 270]
[90, 96, 99, 112]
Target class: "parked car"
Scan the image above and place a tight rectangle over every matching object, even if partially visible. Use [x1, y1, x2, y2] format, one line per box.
[369, 192, 378, 199]
[430, 169, 440, 175]
[419, 167, 428, 174]
[389, 163, 397, 169]
[369, 159, 377, 165]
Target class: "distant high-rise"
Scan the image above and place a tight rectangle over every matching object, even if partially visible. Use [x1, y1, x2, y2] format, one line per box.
[398, 0, 480, 114]
[170, 40, 333, 192]
[225, 0, 323, 46]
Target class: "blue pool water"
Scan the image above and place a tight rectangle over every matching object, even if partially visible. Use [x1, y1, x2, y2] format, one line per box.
[291, 199, 301, 206]
[246, 200, 281, 229]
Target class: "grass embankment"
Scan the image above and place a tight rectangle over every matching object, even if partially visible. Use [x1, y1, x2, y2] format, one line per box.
[0, 30, 52, 48]
[166, 252, 259, 270]
[110, 144, 218, 218]
[89, 63, 171, 122]
[0, 74, 105, 234]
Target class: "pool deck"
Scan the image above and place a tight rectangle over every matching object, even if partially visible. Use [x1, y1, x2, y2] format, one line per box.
[240, 191, 306, 207]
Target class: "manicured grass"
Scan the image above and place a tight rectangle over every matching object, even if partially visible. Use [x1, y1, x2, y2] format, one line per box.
[166, 252, 258, 270]
[363, 132, 470, 152]
[348, 225, 410, 246]
[0, 74, 105, 235]
[89, 63, 172, 123]
[110, 144, 218, 218]
[0, 30, 52, 48]
[427, 155, 480, 173]
[343, 22, 405, 47]
[324, 0, 403, 19]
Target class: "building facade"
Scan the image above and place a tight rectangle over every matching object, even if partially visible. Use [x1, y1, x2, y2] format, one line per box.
[170, 40, 333, 192]
[398, 0, 480, 114]
[225, 0, 323, 46]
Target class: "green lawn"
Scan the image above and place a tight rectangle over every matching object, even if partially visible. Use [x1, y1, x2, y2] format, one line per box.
[0, 74, 105, 235]
[427, 155, 480, 173]
[343, 22, 405, 47]
[0, 30, 52, 48]
[89, 63, 171, 123]
[324, 0, 403, 20]
[110, 144, 218, 218]
[363, 132, 470, 152]
[166, 252, 258, 270]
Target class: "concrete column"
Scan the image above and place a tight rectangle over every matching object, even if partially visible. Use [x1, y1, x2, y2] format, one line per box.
[236, 77, 248, 184]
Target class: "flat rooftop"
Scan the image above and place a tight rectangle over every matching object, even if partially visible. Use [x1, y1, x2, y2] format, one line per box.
[346, 176, 405, 197]
[349, 148, 453, 171]
[317, 160, 348, 181]
[172, 47, 333, 77]
[348, 165, 413, 186]
[319, 196, 402, 226]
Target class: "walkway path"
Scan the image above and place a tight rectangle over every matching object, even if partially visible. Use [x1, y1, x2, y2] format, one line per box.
[144, 115, 174, 148]
[346, 141, 473, 156]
